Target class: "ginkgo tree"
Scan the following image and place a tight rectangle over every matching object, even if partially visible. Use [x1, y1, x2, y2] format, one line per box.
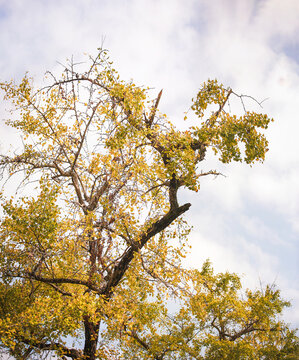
[0, 49, 297, 360]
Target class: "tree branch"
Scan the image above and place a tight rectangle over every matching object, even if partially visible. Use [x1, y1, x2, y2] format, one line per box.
[27, 272, 101, 293]
[147, 89, 163, 126]
[229, 320, 259, 341]
[102, 202, 191, 296]
[19, 336, 82, 359]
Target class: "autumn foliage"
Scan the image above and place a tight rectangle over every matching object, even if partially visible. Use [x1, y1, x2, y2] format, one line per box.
[0, 49, 297, 359]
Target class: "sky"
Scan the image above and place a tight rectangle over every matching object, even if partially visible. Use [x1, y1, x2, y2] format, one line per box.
[0, 0, 298, 348]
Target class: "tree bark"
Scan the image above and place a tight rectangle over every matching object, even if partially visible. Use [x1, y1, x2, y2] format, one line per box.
[83, 316, 100, 360]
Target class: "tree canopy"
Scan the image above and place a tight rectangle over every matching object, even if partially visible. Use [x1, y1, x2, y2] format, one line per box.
[0, 49, 297, 359]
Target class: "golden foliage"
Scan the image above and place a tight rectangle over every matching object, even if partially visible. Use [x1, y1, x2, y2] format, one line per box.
[0, 49, 296, 359]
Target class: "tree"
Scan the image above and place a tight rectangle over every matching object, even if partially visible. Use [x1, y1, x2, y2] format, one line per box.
[0, 49, 297, 359]
[105, 261, 298, 360]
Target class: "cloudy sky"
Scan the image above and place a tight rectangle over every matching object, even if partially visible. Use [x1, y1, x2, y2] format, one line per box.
[0, 0, 298, 334]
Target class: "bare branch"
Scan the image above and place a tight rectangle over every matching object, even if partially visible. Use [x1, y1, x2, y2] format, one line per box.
[19, 337, 82, 360]
[146, 89, 163, 126]
[27, 272, 101, 293]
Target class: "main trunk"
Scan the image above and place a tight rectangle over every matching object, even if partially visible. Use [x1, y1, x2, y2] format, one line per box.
[83, 316, 100, 360]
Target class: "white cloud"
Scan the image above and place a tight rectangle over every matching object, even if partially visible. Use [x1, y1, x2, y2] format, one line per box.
[254, 0, 299, 41]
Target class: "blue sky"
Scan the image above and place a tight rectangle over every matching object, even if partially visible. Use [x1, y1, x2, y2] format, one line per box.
[0, 0, 298, 334]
